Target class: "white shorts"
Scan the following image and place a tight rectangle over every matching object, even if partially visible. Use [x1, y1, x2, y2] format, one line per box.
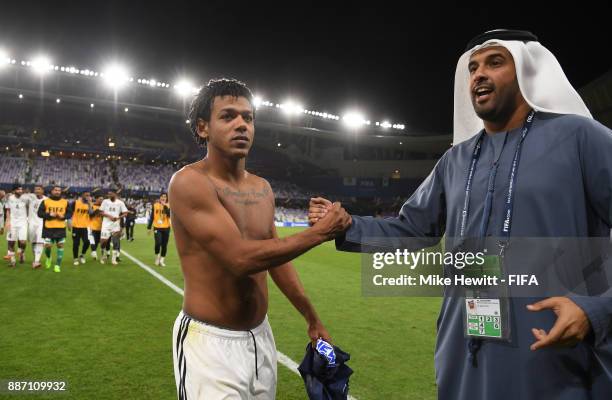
[172, 311, 277, 400]
[28, 224, 44, 244]
[101, 222, 121, 240]
[7, 224, 27, 242]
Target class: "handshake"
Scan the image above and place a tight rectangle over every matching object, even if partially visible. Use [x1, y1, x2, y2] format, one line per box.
[308, 197, 352, 240]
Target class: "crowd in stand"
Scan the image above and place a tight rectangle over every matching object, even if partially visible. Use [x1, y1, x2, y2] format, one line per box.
[274, 207, 308, 223]
[0, 153, 317, 200]
[115, 161, 177, 192]
[30, 157, 114, 188]
[0, 155, 28, 184]
[0, 152, 406, 220]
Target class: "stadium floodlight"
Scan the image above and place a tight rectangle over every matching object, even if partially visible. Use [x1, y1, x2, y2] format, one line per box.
[149, 79, 157, 87]
[18, 94, 23, 99]
[102, 64, 130, 89]
[31, 56, 53, 75]
[253, 96, 262, 108]
[342, 112, 367, 128]
[124, 107, 129, 112]
[90, 103, 95, 108]
[56, 98, 61, 103]
[380, 121, 391, 129]
[0, 50, 10, 67]
[174, 80, 195, 97]
[280, 100, 304, 115]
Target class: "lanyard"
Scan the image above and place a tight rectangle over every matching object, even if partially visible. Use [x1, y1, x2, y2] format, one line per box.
[459, 110, 536, 242]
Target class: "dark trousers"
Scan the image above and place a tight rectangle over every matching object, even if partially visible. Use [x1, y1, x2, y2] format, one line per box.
[90, 230, 101, 251]
[126, 220, 135, 240]
[154, 228, 170, 257]
[72, 227, 90, 258]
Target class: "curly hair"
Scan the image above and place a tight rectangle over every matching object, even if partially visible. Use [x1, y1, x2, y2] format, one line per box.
[187, 78, 254, 148]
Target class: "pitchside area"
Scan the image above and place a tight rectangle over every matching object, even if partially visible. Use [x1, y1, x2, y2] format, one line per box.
[0, 225, 440, 399]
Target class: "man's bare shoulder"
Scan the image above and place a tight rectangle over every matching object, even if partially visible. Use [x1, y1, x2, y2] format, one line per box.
[247, 172, 273, 192]
[171, 161, 208, 188]
[169, 161, 216, 206]
[246, 173, 275, 204]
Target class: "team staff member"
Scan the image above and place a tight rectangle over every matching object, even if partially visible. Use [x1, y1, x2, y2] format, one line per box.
[148, 193, 171, 267]
[68, 191, 92, 265]
[37, 185, 72, 273]
[125, 202, 137, 242]
[89, 195, 104, 260]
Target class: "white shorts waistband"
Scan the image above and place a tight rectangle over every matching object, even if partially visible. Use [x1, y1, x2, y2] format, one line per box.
[178, 311, 270, 340]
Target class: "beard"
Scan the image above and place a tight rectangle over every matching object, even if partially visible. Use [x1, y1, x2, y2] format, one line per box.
[473, 93, 518, 127]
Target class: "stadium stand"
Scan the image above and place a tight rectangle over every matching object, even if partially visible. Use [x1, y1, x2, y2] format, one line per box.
[0, 154, 28, 184]
[0, 67, 456, 222]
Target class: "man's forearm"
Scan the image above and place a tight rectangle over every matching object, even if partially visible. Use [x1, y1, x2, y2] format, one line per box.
[270, 263, 320, 324]
[231, 228, 326, 276]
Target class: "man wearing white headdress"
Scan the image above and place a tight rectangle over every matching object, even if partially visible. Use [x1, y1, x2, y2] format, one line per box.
[309, 29, 612, 398]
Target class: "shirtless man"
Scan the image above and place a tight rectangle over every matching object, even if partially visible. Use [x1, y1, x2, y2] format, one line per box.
[169, 79, 351, 399]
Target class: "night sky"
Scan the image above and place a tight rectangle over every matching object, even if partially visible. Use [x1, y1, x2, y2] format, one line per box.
[1, 1, 610, 134]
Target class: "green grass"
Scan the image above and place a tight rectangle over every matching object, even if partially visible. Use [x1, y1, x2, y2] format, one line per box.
[0, 225, 440, 399]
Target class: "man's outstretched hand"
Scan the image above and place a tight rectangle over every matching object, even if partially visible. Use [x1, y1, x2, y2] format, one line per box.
[527, 297, 591, 351]
[309, 200, 351, 240]
[309, 197, 333, 226]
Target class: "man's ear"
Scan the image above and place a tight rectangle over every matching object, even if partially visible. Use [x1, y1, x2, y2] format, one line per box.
[196, 118, 209, 142]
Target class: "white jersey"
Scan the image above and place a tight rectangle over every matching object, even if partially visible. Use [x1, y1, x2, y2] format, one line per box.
[25, 194, 46, 226]
[0, 198, 5, 223]
[6, 194, 29, 226]
[100, 199, 127, 224]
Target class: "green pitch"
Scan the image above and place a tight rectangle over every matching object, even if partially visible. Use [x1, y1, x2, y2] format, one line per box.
[0, 225, 440, 399]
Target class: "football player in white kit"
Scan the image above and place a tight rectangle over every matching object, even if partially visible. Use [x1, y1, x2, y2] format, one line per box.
[0, 190, 5, 236]
[25, 185, 47, 269]
[99, 188, 128, 265]
[4, 185, 29, 267]
[1, 189, 7, 260]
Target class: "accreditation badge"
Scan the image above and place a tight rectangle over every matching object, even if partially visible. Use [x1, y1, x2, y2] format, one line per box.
[461, 254, 512, 341]
[465, 297, 502, 338]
